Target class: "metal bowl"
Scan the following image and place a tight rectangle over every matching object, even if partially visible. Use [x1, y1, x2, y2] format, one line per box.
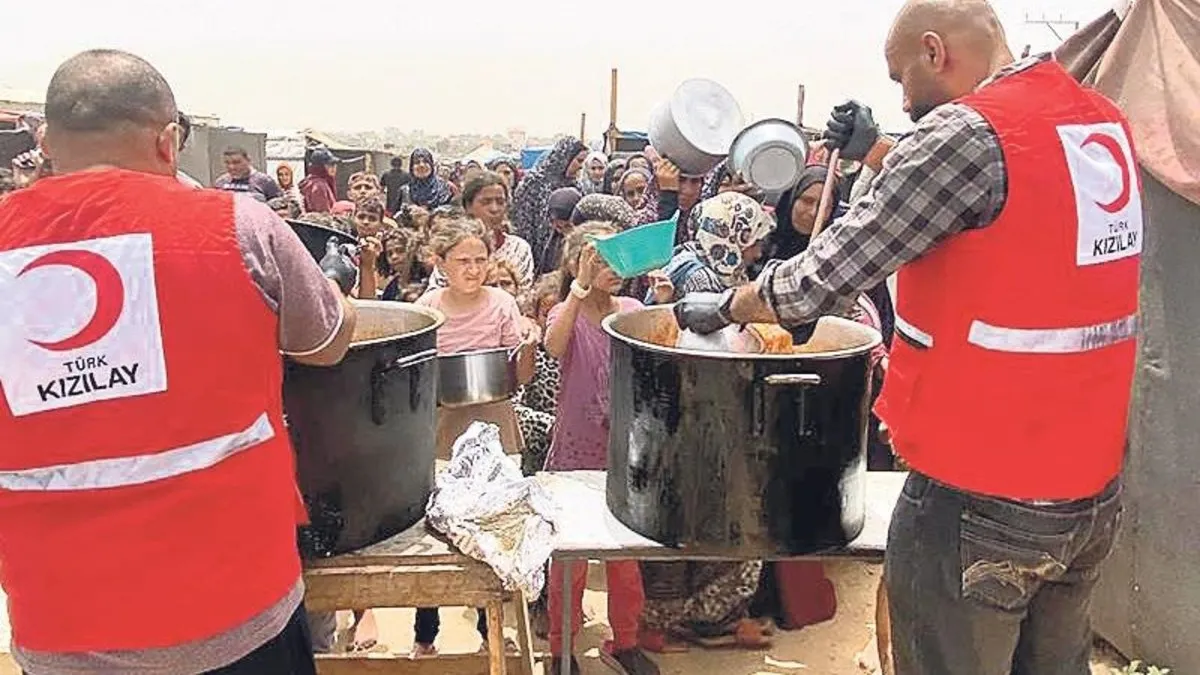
[729, 119, 810, 193]
[437, 347, 519, 408]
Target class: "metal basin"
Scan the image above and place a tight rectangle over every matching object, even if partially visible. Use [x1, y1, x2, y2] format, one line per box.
[729, 119, 810, 193]
[603, 307, 881, 556]
[285, 300, 444, 558]
[437, 347, 519, 408]
[649, 79, 745, 177]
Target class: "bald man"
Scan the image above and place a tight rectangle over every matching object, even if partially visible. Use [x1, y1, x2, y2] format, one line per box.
[0, 50, 357, 674]
[676, 1, 1141, 673]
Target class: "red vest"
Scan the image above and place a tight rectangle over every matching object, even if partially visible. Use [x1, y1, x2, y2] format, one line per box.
[875, 61, 1142, 500]
[0, 169, 302, 651]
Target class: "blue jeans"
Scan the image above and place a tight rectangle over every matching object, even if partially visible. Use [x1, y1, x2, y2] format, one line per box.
[885, 472, 1122, 675]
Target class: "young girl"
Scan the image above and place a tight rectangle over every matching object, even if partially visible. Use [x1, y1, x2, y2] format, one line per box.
[542, 223, 663, 675]
[354, 196, 389, 301]
[376, 228, 424, 302]
[410, 218, 538, 657]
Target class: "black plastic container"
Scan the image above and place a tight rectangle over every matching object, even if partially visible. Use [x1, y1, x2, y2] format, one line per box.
[284, 301, 443, 558]
[603, 307, 881, 556]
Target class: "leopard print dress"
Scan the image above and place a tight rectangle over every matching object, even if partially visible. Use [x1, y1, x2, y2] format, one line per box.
[514, 348, 561, 476]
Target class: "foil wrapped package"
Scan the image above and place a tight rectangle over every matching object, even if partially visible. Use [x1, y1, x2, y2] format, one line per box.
[425, 422, 558, 598]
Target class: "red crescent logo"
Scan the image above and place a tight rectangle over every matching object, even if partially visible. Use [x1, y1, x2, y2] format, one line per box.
[1081, 132, 1132, 214]
[18, 249, 125, 352]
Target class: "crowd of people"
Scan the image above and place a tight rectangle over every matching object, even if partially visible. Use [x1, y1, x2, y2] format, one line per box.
[182, 127, 896, 674]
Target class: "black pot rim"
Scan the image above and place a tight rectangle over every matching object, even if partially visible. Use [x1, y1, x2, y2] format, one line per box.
[603, 308, 882, 362]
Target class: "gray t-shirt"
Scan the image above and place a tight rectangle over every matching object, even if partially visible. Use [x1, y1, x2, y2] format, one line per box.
[12, 195, 344, 675]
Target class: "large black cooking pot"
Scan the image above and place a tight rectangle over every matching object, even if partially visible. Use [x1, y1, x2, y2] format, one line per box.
[286, 218, 357, 263]
[603, 307, 881, 556]
[284, 300, 444, 558]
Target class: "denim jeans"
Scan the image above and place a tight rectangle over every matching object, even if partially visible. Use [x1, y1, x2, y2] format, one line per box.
[885, 471, 1122, 675]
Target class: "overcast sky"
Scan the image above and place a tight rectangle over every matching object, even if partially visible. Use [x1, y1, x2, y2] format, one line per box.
[0, 0, 1111, 139]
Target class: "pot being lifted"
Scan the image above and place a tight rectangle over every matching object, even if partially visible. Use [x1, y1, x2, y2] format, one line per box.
[603, 307, 881, 556]
[649, 79, 745, 177]
[284, 300, 444, 558]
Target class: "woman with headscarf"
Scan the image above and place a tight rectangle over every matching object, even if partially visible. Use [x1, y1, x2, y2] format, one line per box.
[487, 157, 520, 192]
[512, 136, 588, 265]
[569, 193, 638, 231]
[639, 192, 775, 652]
[408, 148, 454, 209]
[275, 163, 303, 209]
[600, 158, 628, 195]
[575, 151, 608, 195]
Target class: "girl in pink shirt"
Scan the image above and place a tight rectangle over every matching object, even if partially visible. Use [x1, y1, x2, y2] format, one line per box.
[542, 223, 667, 675]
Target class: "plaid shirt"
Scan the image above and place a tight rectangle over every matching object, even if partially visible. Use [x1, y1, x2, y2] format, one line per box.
[759, 54, 1054, 324]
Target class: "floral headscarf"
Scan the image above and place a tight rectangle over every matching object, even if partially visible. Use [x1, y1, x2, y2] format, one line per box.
[570, 193, 638, 230]
[408, 148, 453, 208]
[689, 192, 772, 286]
[512, 136, 588, 259]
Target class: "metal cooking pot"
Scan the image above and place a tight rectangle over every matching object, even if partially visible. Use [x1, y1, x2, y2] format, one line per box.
[729, 119, 810, 193]
[437, 347, 519, 408]
[603, 307, 881, 556]
[648, 79, 745, 177]
[284, 300, 444, 558]
[287, 218, 357, 263]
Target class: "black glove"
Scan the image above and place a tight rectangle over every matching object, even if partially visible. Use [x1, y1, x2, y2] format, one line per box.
[825, 100, 879, 162]
[673, 290, 735, 335]
[319, 237, 358, 296]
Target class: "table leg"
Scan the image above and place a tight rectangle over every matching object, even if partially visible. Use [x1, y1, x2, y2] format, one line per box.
[486, 599, 507, 675]
[512, 591, 537, 675]
[560, 559, 572, 675]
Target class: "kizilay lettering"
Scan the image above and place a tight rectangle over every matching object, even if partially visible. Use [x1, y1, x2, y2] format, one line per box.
[38, 355, 140, 402]
[1093, 220, 1138, 257]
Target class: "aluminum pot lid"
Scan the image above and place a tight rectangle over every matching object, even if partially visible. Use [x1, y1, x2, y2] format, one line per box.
[668, 79, 745, 156]
[744, 143, 806, 192]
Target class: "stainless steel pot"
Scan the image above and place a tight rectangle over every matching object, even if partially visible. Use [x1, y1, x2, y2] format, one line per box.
[437, 346, 519, 408]
[603, 307, 881, 556]
[729, 119, 810, 193]
[648, 79, 745, 177]
[285, 300, 445, 558]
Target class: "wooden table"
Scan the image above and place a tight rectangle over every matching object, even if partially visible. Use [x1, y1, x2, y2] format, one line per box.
[303, 520, 538, 675]
[539, 470, 907, 675]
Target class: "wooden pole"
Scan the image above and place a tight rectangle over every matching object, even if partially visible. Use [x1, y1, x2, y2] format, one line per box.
[580, 112, 587, 143]
[608, 68, 619, 154]
[796, 84, 806, 128]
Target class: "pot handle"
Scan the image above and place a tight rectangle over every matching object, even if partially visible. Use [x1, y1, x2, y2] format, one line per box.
[763, 373, 822, 387]
[371, 349, 438, 425]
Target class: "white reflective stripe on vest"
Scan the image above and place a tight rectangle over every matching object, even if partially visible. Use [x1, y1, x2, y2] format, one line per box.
[967, 313, 1138, 354]
[895, 314, 934, 349]
[0, 413, 275, 492]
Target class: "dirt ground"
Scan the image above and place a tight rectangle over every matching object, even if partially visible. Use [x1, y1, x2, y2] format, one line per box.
[326, 560, 1125, 675]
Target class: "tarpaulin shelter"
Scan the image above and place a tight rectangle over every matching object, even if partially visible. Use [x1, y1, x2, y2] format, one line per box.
[521, 147, 551, 170]
[1055, 1, 1200, 670]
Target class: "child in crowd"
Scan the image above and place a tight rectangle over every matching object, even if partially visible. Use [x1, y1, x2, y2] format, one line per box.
[410, 218, 538, 657]
[374, 228, 425, 302]
[439, 172, 535, 289]
[542, 223, 665, 675]
[354, 196, 388, 300]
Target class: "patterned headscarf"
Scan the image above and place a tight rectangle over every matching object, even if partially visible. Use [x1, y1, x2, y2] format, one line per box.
[570, 193, 638, 230]
[512, 136, 588, 259]
[408, 148, 454, 208]
[576, 151, 609, 195]
[689, 192, 772, 286]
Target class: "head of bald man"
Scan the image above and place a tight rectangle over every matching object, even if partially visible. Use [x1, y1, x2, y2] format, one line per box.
[41, 49, 183, 176]
[885, 0, 1014, 122]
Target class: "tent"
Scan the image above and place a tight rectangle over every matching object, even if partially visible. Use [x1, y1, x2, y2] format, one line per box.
[521, 147, 551, 170]
[1055, 2, 1200, 671]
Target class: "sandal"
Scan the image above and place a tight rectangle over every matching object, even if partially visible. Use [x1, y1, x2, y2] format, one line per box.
[409, 642, 438, 658]
[639, 629, 690, 654]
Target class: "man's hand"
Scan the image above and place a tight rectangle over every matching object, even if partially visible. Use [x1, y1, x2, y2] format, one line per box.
[673, 290, 734, 335]
[825, 100, 880, 162]
[320, 238, 358, 295]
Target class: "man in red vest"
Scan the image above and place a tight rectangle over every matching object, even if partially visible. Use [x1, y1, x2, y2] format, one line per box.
[676, 1, 1140, 672]
[0, 50, 358, 674]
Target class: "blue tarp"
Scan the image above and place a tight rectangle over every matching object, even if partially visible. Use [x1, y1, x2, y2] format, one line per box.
[521, 147, 551, 170]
